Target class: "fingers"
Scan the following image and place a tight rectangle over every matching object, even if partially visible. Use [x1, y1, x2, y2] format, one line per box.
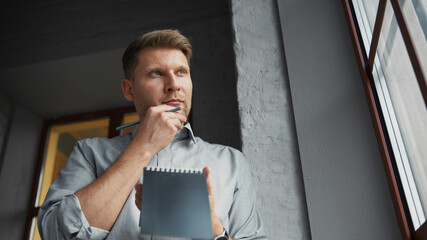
[173, 111, 187, 124]
[161, 112, 187, 129]
[203, 166, 215, 212]
[148, 105, 187, 119]
[146, 105, 187, 128]
[203, 167, 213, 197]
[154, 104, 181, 112]
[203, 167, 225, 236]
[134, 183, 142, 210]
[132, 104, 188, 157]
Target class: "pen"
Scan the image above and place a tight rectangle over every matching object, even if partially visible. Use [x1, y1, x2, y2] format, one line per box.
[115, 106, 184, 131]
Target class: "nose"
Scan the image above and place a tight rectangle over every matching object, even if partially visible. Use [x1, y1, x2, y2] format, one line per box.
[164, 72, 181, 93]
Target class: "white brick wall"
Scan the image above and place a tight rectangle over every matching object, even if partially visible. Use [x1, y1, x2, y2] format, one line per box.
[231, 0, 311, 239]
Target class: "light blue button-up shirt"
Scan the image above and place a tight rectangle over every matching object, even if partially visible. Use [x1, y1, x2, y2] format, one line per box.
[38, 124, 267, 239]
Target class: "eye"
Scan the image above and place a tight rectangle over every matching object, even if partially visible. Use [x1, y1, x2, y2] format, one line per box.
[150, 71, 161, 77]
[177, 69, 186, 75]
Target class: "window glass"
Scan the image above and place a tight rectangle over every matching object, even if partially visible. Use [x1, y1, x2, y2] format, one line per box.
[373, 2, 426, 230]
[31, 117, 109, 240]
[352, 0, 427, 231]
[26, 107, 136, 239]
[401, 0, 427, 79]
[352, 0, 380, 54]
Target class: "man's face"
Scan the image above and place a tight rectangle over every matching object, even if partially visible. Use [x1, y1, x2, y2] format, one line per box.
[122, 48, 192, 118]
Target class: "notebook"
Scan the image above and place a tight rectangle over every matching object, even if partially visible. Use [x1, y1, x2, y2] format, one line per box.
[139, 167, 213, 239]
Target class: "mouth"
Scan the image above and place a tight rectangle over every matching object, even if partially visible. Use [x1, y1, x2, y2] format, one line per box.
[163, 98, 184, 107]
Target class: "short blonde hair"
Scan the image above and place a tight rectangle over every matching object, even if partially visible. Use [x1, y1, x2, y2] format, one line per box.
[122, 29, 193, 80]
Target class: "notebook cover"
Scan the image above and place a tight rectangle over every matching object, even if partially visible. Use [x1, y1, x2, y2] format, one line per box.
[139, 167, 213, 239]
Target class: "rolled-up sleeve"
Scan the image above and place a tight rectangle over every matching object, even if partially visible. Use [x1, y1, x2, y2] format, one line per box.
[38, 140, 109, 240]
[228, 153, 268, 239]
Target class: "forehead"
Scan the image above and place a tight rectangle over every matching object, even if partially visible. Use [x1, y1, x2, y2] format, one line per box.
[136, 48, 189, 69]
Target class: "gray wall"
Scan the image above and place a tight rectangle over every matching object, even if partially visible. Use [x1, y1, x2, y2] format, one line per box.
[0, 105, 42, 240]
[231, 0, 310, 239]
[0, 0, 405, 239]
[0, 1, 241, 239]
[277, 0, 401, 239]
[0, 94, 11, 173]
[0, 0, 241, 150]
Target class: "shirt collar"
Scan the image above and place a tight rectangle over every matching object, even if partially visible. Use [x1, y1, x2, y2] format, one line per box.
[131, 122, 196, 144]
[183, 123, 196, 143]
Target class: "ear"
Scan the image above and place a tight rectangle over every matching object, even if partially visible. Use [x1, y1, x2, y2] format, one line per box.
[121, 78, 134, 102]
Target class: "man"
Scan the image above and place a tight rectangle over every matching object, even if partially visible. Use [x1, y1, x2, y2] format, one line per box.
[38, 29, 266, 239]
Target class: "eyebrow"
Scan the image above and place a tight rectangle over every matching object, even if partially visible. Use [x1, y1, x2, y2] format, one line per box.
[175, 64, 190, 70]
[144, 66, 162, 72]
[144, 65, 190, 73]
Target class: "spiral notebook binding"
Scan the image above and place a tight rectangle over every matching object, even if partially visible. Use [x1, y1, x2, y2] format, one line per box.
[145, 166, 203, 174]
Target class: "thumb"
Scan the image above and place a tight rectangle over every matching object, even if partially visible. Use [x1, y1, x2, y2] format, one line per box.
[203, 166, 214, 197]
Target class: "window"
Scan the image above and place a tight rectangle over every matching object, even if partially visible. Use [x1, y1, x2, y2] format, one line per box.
[24, 106, 136, 239]
[343, 0, 427, 239]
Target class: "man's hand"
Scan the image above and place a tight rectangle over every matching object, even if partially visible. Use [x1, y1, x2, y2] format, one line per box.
[131, 105, 187, 157]
[135, 182, 142, 210]
[75, 105, 186, 231]
[204, 167, 229, 238]
[135, 167, 232, 239]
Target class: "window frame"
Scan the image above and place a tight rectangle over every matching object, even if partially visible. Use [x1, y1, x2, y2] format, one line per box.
[343, 0, 427, 239]
[24, 106, 136, 239]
